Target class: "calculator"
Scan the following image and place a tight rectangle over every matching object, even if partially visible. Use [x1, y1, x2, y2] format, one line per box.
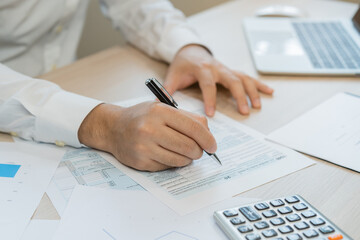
[214, 195, 352, 240]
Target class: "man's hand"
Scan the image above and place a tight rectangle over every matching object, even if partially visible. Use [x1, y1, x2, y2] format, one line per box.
[163, 45, 274, 116]
[78, 102, 217, 171]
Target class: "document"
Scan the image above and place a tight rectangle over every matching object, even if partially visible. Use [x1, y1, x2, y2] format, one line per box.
[268, 92, 360, 172]
[46, 148, 143, 216]
[105, 93, 315, 215]
[0, 142, 64, 240]
[52, 185, 258, 240]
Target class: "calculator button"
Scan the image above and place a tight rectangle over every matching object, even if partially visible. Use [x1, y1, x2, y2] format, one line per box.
[303, 229, 319, 238]
[328, 234, 343, 240]
[223, 209, 238, 217]
[285, 196, 300, 204]
[263, 210, 277, 218]
[301, 210, 317, 218]
[270, 217, 285, 226]
[294, 221, 310, 230]
[262, 229, 277, 238]
[293, 203, 308, 211]
[255, 202, 269, 210]
[286, 214, 301, 222]
[238, 225, 253, 233]
[239, 206, 262, 222]
[319, 225, 335, 234]
[310, 218, 326, 226]
[279, 225, 294, 234]
[278, 206, 293, 214]
[254, 221, 269, 229]
[230, 217, 245, 225]
[270, 199, 285, 207]
[287, 233, 303, 240]
[245, 233, 261, 240]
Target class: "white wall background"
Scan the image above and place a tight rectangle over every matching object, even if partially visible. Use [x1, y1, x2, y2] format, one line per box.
[77, 0, 229, 58]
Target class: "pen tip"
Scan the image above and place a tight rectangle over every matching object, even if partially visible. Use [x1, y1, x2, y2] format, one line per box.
[213, 154, 222, 165]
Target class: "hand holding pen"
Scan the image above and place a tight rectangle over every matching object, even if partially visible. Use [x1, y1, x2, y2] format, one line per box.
[79, 77, 219, 172]
[146, 78, 222, 165]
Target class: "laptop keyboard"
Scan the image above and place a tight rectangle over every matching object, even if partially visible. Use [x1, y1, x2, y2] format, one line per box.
[292, 22, 360, 69]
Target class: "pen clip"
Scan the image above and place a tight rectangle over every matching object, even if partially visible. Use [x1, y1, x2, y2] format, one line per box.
[151, 78, 178, 107]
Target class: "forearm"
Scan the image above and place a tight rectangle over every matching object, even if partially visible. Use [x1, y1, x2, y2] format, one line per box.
[0, 64, 101, 147]
[100, 0, 205, 63]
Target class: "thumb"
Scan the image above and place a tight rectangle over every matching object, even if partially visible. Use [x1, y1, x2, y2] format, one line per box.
[163, 76, 178, 95]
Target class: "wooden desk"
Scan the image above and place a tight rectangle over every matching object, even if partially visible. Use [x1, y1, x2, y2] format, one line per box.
[4, 0, 359, 237]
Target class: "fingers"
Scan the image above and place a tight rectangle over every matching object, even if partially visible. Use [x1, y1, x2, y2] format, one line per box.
[156, 126, 203, 160]
[196, 67, 217, 117]
[218, 68, 250, 115]
[255, 78, 274, 95]
[218, 67, 274, 114]
[163, 75, 178, 95]
[241, 75, 261, 109]
[149, 145, 193, 168]
[137, 158, 171, 172]
[164, 107, 217, 153]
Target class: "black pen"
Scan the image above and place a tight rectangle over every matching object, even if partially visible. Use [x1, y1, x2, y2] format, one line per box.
[145, 78, 222, 165]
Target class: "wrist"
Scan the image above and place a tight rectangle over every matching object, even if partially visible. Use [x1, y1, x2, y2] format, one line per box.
[78, 103, 122, 152]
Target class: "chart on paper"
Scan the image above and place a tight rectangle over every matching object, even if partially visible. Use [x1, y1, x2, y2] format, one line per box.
[47, 148, 143, 215]
[0, 142, 64, 240]
[0, 162, 31, 215]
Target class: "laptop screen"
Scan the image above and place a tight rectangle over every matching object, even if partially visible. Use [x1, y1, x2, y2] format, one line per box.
[352, 6, 360, 32]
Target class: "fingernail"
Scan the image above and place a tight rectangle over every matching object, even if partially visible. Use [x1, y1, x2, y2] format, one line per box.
[253, 99, 261, 108]
[240, 105, 249, 115]
[206, 106, 215, 117]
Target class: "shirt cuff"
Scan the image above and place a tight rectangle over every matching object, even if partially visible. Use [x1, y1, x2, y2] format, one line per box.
[156, 26, 212, 63]
[35, 91, 102, 148]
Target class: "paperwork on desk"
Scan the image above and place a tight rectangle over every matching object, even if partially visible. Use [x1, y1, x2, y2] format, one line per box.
[0, 142, 64, 240]
[107, 93, 315, 215]
[46, 148, 143, 216]
[268, 92, 360, 172]
[21, 220, 59, 240]
[52, 185, 258, 240]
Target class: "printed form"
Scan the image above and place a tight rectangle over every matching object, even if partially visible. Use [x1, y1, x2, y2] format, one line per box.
[46, 148, 143, 216]
[106, 93, 315, 215]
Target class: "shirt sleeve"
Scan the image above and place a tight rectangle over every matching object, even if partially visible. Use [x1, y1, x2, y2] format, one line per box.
[99, 0, 207, 63]
[0, 64, 102, 147]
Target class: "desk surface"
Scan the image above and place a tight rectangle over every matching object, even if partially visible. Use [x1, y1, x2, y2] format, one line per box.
[3, 0, 359, 237]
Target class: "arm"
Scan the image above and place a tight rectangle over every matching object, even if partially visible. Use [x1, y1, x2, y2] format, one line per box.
[0, 64, 101, 147]
[100, 0, 274, 116]
[0, 63, 216, 171]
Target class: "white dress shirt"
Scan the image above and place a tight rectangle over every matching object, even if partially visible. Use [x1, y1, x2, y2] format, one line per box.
[0, 0, 203, 147]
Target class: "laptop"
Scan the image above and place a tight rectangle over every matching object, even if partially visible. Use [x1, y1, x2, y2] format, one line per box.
[243, 6, 360, 76]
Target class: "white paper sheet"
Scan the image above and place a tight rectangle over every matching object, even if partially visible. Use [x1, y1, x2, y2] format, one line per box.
[21, 220, 59, 240]
[0, 142, 64, 240]
[268, 92, 360, 172]
[46, 148, 143, 216]
[105, 93, 315, 215]
[52, 185, 258, 240]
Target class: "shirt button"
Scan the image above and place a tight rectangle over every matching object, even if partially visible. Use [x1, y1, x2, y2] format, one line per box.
[55, 140, 65, 147]
[10, 131, 18, 137]
[55, 24, 63, 34]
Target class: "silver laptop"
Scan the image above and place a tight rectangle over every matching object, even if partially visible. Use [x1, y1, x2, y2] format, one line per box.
[243, 7, 360, 76]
